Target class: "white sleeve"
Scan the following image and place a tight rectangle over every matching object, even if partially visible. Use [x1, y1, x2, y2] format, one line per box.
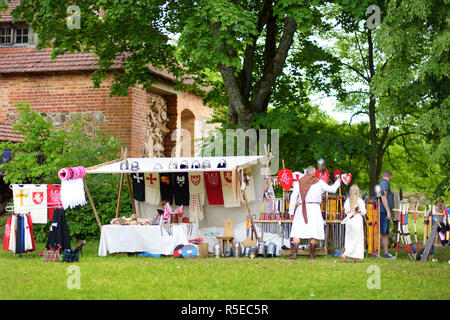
[288, 181, 299, 215]
[359, 198, 367, 216]
[319, 179, 341, 194]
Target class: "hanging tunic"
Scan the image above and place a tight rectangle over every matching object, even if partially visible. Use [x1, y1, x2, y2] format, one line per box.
[46, 208, 71, 251]
[144, 173, 161, 205]
[2, 216, 12, 251]
[173, 172, 190, 206]
[131, 173, 145, 201]
[47, 184, 62, 221]
[8, 215, 16, 252]
[12, 184, 32, 215]
[204, 171, 224, 205]
[28, 184, 48, 224]
[159, 172, 174, 204]
[290, 179, 340, 240]
[188, 172, 205, 222]
[221, 171, 239, 208]
[342, 198, 366, 259]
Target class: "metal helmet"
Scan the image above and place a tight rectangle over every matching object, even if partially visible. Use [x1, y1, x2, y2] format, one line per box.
[317, 158, 326, 172]
[217, 159, 227, 168]
[180, 160, 189, 169]
[191, 160, 201, 169]
[168, 160, 178, 170]
[130, 161, 140, 171]
[374, 184, 383, 198]
[234, 242, 242, 258]
[257, 241, 267, 258]
[153, 162, 163, 170]
[213, 243, 221, 258]
[202, 160, 211, 169]
[224, 245, 234, 258]
[249, 245, 258, 259]
[243, 246, 251, 257]
[267, 242, 277, 257]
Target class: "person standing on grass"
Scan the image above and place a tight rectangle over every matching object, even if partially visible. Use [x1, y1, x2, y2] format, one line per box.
[341, 184, 366, 263]
[289, 165, 341, 260]
[379, 170, 395, 259]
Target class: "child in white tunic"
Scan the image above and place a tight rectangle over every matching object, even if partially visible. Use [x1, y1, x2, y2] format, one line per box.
[342, 184, 366, 262]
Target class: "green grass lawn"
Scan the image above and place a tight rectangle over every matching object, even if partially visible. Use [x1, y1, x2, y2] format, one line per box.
[0, 239, 448, 300]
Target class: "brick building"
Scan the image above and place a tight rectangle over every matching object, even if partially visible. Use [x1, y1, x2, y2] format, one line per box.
[0, 1, 214, 159]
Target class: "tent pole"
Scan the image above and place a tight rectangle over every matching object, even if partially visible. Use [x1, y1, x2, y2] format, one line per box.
[83, 178, 102, 231]
[126, 173, 137, 216]
[115, 173, 125, 219]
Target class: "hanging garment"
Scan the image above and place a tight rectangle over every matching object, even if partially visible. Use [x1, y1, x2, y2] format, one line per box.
[60, 179, 87, 210]
[2, 216, 12, 251]
[15, 215, 24, 254]
[204, 171, 224, 205]
[46, 209, 71, 251]
[144, 173, 160, 205]
[47, 184, 62, 221]
[221, 171, 239, 208]
[24, 214, 35, 253]
[188, 172, 205, 223]
[28, 184, 48, 224]
[25, 213, 36, 253]
[8, 215, 16, 252]
[242, 167, 256, 203]
[173, 172, 190, 206]
[131, 173, 145, 201]
[159, 172, 174, 204]
[12, 184, 32, 215]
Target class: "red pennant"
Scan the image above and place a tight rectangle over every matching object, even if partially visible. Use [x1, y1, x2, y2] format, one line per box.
[277, 169, 294, 191]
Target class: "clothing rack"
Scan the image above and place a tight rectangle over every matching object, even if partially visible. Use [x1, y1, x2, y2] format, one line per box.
[5, 202, 63, 213]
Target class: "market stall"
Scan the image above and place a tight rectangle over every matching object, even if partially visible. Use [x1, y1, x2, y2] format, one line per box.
[83, 155, 267, 256]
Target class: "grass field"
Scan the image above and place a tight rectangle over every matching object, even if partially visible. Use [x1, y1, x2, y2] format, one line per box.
[0, 239, 448, 300]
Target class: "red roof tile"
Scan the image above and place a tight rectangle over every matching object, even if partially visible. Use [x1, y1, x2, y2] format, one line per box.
[0, 0, 19, 23]
[0, 122, 24, 142]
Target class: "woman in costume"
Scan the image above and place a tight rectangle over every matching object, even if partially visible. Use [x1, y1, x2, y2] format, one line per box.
[341, 184, 366, 262]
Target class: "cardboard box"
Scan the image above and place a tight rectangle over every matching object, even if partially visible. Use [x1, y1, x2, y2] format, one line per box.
[197, 243, 209, 258]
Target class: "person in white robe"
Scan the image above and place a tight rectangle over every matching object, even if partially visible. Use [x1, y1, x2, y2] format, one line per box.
[289, 165, 341, 259]
[341, 184, 366, 262]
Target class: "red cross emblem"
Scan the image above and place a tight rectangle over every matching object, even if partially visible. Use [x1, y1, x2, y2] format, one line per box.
[146, 173, 157, 185]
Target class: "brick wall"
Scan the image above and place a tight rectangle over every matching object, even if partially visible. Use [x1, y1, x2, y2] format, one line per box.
[0, 72, 133, 153]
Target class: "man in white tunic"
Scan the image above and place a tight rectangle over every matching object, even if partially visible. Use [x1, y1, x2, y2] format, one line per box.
[289, 166, 341, 259]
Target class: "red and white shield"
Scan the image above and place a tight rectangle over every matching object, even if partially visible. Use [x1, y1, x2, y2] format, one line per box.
[32, 192, 44, 205]
[277, 168, 293, 191]
[342, 173, 352, 185]
[190, 175, 201, 186]
[223, 172, 232, 183]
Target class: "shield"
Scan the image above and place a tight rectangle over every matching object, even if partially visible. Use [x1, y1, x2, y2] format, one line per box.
[32, 192, 44, 205]
[342, 173, 352, 185]
[315, 169, 329, 184]
[173, 244, 184, 258]
[181, 244, 198, 259]
[277, 168, 293, 191]
[190, 174, 201, 186]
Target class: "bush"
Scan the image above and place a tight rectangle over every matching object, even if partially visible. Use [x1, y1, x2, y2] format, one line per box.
[1, 102, 125, 241]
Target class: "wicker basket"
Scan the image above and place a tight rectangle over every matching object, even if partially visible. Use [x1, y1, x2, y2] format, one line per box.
[43, 250, 60, 262]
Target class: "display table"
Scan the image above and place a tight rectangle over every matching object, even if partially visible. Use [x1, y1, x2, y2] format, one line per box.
[98, 224, 193, 256]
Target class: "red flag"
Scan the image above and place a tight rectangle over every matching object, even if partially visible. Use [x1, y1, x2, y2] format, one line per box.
[277, 169, 293, 191]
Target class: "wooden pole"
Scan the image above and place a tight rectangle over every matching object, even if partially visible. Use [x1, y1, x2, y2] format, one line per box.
[115, 173, 125, 219]
[126, 173, 137, 216]
[83, 178, 102, 231]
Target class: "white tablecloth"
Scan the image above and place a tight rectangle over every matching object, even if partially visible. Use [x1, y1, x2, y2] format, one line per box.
[98, 224, 194, 256]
